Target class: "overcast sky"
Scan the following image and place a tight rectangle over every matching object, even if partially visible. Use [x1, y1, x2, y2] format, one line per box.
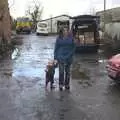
[9, 0, 120, 19]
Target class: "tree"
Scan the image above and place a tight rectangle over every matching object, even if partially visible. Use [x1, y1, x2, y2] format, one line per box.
[8, 0, 15, 8]
[0, 0, 11, 45]
[26, 0, 43, 24]
[11, 16, 16, 30]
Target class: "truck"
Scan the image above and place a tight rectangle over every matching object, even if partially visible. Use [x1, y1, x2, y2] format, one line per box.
[71, 15, 100, 53]
[16, 17, 32, 34]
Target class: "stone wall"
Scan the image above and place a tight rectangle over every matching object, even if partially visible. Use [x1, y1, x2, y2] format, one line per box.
[0, 0, 11, 44]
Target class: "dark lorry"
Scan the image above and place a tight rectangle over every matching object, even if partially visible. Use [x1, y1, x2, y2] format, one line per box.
[71, 15, 100, 53]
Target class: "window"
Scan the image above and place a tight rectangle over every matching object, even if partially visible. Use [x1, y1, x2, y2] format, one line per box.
[38, 23, 47, 28]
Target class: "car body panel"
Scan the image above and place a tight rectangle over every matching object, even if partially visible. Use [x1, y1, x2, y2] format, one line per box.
[106, 54, 120, 80]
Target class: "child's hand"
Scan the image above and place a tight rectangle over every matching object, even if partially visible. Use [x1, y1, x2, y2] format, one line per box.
[54, 60, 58, 68]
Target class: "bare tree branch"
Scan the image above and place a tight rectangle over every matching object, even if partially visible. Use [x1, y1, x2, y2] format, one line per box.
[26, 0, 43, 23]
[8, 0, 15, 8]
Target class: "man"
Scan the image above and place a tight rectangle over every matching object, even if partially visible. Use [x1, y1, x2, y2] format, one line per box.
[54, 28, 76, 91]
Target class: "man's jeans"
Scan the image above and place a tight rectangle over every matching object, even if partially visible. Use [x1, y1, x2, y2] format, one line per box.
[59, 63, 71, 87]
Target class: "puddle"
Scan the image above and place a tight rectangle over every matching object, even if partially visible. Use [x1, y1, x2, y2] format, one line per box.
[72, 67, 92, 88]
[77, 80, 93, 88]
[81, 58, 98, 64]
[72, 63, 90, 80]
[13, 67, 44, 77]
[72, 70, 90, 80]
[3, 72, 12, 77]
[43, 47, 52, 49]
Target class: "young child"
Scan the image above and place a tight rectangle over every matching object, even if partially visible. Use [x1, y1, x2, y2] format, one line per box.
[45, 60, 57, 89]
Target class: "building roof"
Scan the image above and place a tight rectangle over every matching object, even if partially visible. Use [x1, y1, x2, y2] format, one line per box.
[39, 14, 71, 22]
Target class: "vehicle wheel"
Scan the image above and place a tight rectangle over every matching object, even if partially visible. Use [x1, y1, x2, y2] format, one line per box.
[16, 31, 20, 34]
[109, 74, 120, 83]
[36, 33, 39, 36]
[45, 34, 48, 36]
[114, 76, 120, 83]
[27, 31, 31, 34]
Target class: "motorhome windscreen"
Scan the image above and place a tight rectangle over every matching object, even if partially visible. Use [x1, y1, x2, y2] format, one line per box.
[38, 23, 47, 28]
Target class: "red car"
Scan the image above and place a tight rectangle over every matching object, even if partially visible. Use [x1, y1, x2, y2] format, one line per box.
[106, 54, 120, 80]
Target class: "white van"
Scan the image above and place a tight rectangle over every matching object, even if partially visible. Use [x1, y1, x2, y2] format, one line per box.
[36, 22, 48, 35]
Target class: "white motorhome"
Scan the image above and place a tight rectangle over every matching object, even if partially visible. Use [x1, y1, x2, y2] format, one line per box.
[36, 22, 48, 35]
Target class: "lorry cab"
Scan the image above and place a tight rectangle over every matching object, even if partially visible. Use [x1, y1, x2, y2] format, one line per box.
[36, 22, 48, 35]
[71, 15, 100, 53]
[16, 17, 32, 34]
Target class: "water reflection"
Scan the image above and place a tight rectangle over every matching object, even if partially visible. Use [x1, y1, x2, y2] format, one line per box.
[12, 48, 20, 60]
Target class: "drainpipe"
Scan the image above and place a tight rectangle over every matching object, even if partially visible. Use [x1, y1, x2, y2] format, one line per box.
[104, 0, 106, 37]
[50, 16, 52, 33]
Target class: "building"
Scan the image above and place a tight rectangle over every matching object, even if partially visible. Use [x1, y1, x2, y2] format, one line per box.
[38, 14, 72, 34]
[97, 7, 120, 24]
[97, 7, 120, 46]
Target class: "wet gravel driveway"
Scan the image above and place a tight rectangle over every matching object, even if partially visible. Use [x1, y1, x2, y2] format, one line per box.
[0, 34, 120, 120]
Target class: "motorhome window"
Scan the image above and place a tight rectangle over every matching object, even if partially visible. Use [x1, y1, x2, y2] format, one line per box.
[39, 23, 47, 28]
